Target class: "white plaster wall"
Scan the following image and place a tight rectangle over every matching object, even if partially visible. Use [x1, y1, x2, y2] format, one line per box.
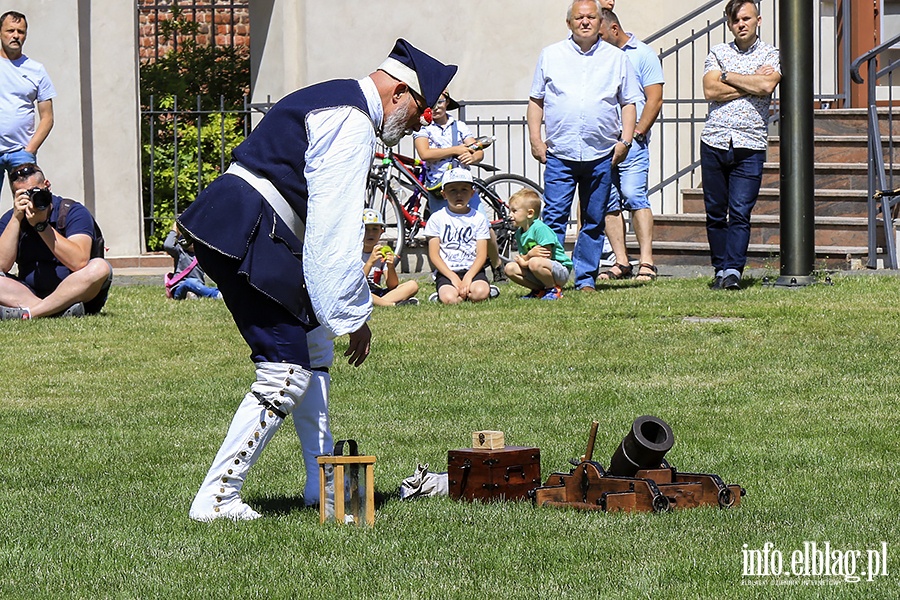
[249, 0, 717, 102]
[1, 0, 143, 256]
[85, 1, 144, 256]
[0, 1, 82, 207]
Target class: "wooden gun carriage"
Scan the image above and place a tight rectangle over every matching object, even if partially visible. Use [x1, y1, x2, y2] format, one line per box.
[531, 417, 745, 513]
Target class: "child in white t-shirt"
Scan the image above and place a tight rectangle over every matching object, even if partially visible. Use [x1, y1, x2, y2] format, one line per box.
[414, 89, 505, 282]
[424, 168, 498, 304]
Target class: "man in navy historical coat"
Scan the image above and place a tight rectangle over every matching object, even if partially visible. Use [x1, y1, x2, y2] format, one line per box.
[179, 39, 456, 521]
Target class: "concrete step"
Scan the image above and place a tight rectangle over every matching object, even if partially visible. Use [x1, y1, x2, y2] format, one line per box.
[768, 136, 893, 164]
[812, 108, 900, 136]
[758, 162, 892, 190]
[681, 187, 868, 218]
[108, 253, 170, 269]
[653, 213, 877, 248]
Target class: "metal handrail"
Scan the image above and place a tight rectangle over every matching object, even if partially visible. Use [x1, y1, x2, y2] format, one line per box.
[644, 0, 730, 44]
[850, 31, 900, 268]
[657, 20, 726, 61]
[850, 31, 900, 84]
[647, 160, 701, 198]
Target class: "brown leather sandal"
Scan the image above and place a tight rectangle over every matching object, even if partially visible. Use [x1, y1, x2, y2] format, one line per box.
[597, 263, 633, 280]
[635, 263, 658, 281]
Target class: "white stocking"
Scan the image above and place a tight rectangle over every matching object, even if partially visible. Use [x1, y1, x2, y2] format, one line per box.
[292, 370, 333, 505]
[189, 362, 310, 522]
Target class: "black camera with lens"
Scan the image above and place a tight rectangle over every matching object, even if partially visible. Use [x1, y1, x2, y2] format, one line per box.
[27, 187, 53, 212]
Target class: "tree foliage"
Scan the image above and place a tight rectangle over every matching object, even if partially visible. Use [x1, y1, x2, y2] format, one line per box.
[143, 106, 244, 250]
[140, 6, 250, 250]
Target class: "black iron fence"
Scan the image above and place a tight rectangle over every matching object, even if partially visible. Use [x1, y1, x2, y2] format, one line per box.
[140, 94, 260, 249]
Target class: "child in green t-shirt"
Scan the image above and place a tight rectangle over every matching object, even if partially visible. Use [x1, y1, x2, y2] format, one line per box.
[503, 189, 573, 300]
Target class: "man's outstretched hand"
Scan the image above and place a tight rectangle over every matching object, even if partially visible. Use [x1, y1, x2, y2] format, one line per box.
[345, 322, 371, 367]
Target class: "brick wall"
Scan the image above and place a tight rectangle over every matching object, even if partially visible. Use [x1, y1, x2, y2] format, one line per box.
[137, 0, 249, 63]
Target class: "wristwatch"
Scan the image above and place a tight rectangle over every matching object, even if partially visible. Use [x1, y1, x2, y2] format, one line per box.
[34, 220, 49, 232]
[619, 139, 633, 149]
[720, 70, 728, 82]
[634, 131, 646, 144]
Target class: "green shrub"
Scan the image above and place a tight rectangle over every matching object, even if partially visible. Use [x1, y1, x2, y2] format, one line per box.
[142, 102, 244, 250]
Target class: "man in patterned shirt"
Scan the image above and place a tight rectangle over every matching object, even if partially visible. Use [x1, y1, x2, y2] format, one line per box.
[701, 0, 780, 290]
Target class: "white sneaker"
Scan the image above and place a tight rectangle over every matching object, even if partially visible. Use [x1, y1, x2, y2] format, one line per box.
[489, 285, 500, 299]
[428, 292, 440, 303]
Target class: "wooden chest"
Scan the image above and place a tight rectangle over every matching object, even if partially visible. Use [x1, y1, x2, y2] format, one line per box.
[447, 446, 541, 501]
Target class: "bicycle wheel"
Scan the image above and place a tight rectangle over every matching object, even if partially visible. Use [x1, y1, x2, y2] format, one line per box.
[478, 174, 544, 263]
[365, 181, 406, 257]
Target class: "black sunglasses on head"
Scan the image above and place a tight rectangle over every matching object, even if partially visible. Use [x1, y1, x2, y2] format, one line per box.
[10, 165, 42, 181]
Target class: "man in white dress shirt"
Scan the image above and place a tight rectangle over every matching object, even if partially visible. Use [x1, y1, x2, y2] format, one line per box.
[179, 39, 456, 521]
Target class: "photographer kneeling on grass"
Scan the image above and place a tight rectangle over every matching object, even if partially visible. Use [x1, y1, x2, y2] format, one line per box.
[0, 163, 111, 319]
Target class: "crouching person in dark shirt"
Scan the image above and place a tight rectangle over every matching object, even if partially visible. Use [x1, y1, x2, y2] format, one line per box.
[0, 163, 111, 319]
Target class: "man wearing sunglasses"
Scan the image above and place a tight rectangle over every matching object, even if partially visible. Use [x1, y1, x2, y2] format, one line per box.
[0, 164, 111, 319]
[0, 11, 55, 180]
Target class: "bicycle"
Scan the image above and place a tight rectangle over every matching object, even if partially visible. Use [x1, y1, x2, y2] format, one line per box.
[364, 144, 543, 264]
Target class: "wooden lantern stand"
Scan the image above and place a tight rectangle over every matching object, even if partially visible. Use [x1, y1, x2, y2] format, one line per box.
[317, 440, 376, 526]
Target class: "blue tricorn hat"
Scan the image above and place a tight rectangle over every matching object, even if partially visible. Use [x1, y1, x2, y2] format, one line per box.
[378, 39, 458, 109]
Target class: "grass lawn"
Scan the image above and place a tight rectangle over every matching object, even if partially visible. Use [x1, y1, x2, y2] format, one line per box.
[1, 274, 898, 598]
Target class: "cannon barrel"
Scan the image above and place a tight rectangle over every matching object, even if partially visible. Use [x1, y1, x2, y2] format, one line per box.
[608, 416, 674, 476]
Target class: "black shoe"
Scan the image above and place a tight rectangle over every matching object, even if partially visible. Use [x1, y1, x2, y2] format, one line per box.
[492, 265, 508, 283]
[723, 274, 741, 290]
[394, 298, 419, 306]
[709, 277, 724, 290]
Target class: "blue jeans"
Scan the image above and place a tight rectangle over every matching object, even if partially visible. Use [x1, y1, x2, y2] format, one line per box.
[542, 152, 613, 288]
[608, 140, 651, 212]
[174, 278, 221, 299]
[700, 141, 766, 276]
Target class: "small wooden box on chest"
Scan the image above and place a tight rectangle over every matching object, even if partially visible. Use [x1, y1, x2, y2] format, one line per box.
[447, 446, 541, 501]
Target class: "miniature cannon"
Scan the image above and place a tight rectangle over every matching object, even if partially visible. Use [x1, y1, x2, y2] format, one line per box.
[531, 417, 745, 513]
[608, 415, 673, 476]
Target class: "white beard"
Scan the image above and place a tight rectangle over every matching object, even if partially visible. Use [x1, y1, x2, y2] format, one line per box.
[380, 103, 414, 147]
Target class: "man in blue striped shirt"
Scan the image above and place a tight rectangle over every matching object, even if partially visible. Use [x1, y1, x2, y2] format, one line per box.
[527, 0, 642, 291]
